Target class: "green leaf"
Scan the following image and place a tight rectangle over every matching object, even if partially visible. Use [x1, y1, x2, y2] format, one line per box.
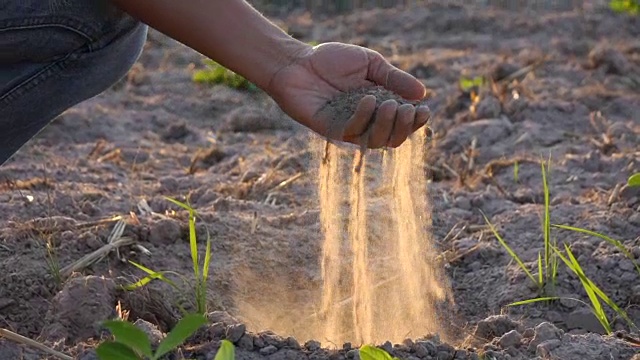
[154, 313, 207, 359]
[102, 320, 152, 358]
[214, 340, 236, 360]
[359, 345, 394, 360]
[628, 173, 640, 187]
[96, 342, 141, 360]
[508, 296, 560, 307]
[124, 261, 179, 289]
[552, 224, 640, 276]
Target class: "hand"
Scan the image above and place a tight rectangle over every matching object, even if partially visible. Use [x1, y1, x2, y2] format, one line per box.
[266, 42, 431, 148]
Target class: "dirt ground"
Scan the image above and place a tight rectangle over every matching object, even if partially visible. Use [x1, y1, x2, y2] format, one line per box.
[1, 1, 640, 359]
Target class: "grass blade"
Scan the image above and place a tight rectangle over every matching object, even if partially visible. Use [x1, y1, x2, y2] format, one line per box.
[155, 313, 208, 359]
[214, 340, 235, 360]
[541, 161, 553, 287]
[102, 320, 152, 358]
[126, 261, 179, 289]
[481, 211, 539, 288]
[552, 224, 640, 276]
[553, 245, 611, 333]
[537, 251, 543, 288]
[508, 297, 560, 307]
[95, 342, 140, 360]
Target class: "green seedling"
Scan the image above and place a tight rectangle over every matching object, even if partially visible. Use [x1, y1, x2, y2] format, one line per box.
[124, 197, 212, 315]
[555, 244, 636, 333]
[628, 173, 640, 187]
[359, 345, 399, 360]
[513, 161, 519, 183]
[609, 0, 640, 15]
[96, 313, 208, 360]
[458, 76, 486, 92]
[552, 224, 640, 276]
[481, 160, 557, 294]
[192, 59, 257, 91]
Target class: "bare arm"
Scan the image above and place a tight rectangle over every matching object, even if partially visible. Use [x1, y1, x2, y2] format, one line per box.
[109, 0, 311, 91]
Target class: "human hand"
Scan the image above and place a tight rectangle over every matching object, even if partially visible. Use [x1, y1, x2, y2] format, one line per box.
[266, 42, 431, 148]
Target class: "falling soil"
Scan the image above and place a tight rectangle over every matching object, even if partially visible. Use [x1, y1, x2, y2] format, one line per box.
[314, 87, 450, 345]
[2, 1, 640, 359]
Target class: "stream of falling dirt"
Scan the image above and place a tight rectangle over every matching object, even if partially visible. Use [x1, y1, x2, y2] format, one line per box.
[317, 133, 451, 345]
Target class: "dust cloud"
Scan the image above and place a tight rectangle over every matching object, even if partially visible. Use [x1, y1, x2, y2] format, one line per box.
[234, 132, 452, 347]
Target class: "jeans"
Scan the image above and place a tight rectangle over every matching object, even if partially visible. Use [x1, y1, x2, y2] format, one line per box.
[0, 0, 148, 166]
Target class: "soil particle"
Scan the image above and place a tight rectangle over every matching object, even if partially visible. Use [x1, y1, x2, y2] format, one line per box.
[259, 345, 278, 356]
[118, 285, 179, 333]
[527, 322, 563, 351]
[40, 275, 117, 344]
[471, 315, 523, 343]
[305, 340, 321, 351]
[473, 93, 502, 120]
[226, 323, 247, 343]
[238, 333, 255, 351]
[437, 117, 513, 153]
[497, 330, 522, 349]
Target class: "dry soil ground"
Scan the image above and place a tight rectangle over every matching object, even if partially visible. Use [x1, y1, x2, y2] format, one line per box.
[1, 1, 640, 359]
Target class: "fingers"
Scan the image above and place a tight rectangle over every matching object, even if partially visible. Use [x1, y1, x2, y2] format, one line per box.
[342, 94, 377, 139]
[366, 51, 426, 101]
[342, 98, 432, 149]
[368, 100, 398, 148]
[387, 103, 415, 148]
[413, 104, 432, 132]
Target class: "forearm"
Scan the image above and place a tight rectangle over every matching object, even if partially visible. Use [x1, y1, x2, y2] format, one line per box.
[109, 0, 311, 91]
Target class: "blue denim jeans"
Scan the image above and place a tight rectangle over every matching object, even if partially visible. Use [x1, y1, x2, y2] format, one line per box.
[0, 0, 148, 166]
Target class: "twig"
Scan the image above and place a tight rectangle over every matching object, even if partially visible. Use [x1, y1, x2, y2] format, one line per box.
[0, 328, 73, 360]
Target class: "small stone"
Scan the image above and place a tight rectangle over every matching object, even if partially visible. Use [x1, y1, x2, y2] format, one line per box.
[259, 345, 278, 356]
[208, 322, 226, 340]
[528, 322, 562, 351]
[536, 339, 561, 357]
[415, 340, 437, 356]
[436, 351, 453, 360]
[346, 349, 358, 359]
[559, 297, 579, 309]
[286, 336, 301, 349]
[225, 323, 246, 343]
[497, 330, 522, 349]
[305, 340, 321, 351]
[381, 341, 393, 354]
[343, 342, 352, 350]
[619, 260, 635, 272]
[474, 94, 502, 119]
[437, 343, 455, 353]
[630, 285, 640, 304]
[402, 338, 414, 348]
[207, 311, 240, 325]
[237, 334, 254, 351]
[254, 335, 266, 348]
[261, 332, 286, 348]
[473, 315, 522, 340]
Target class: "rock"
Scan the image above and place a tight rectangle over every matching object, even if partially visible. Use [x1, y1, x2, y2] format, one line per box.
[133, 319, 164, 346]
[346, 349, 358, 358]
[207, 311, 241, 326]
[259, 345, 279, 356]
[436, 351, 453, 360]
[497, 330, 522, 349]
[286, 336, 301, 349]
[381, 341, 393, 353]
[473, 315, 522, 341]
[528, 322, 563, 351]
[630, 285, 640, 304]
[208, 322, 226, 340]
[261, 331, 286, 348]
[565, 308, 606, 334]
[225, 323, 246, 343]
[305, 340, 321, 351]
[40, 276, 117, 343]
[619, 259, 635, 272]
[237, 334, 254, 351]
[536, 339, 562, 356]
[415, 340, 437, 356]
[148, 218, 182, 245]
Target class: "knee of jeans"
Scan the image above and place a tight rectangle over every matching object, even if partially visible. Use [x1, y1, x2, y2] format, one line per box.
[0, 0, 146, 64]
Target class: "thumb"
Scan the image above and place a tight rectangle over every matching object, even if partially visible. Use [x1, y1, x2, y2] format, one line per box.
[366, 51, 426, 101]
